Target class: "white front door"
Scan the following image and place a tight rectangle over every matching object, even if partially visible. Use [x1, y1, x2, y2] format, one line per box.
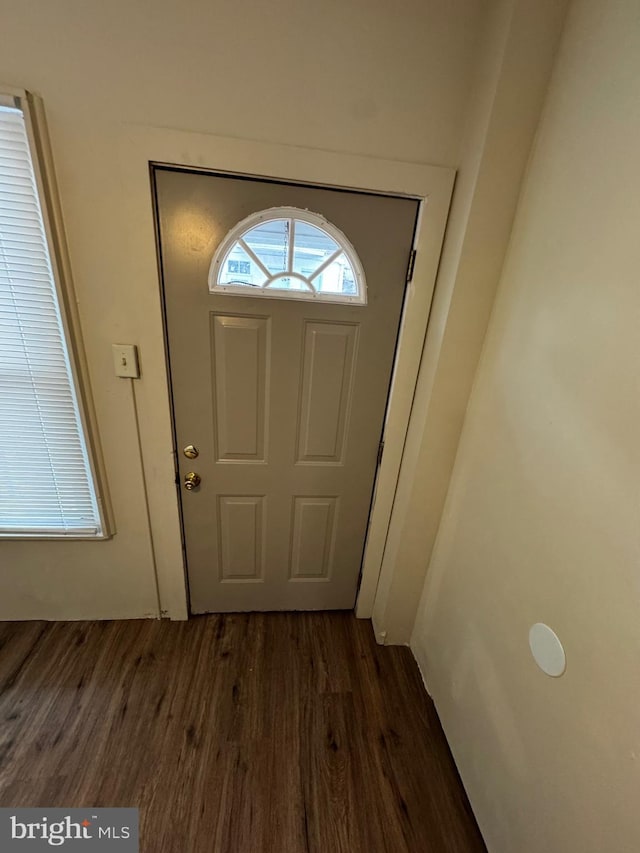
[154, 167, 418, 612]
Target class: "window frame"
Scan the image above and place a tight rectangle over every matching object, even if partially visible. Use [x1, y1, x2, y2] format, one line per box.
[208, 206, 367, 304]
[0, 86, 113, 539]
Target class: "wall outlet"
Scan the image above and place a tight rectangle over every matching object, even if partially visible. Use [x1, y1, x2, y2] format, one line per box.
[112, 344, 140, 379]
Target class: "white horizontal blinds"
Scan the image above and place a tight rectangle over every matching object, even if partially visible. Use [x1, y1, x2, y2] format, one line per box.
[0, 102, 101, 535]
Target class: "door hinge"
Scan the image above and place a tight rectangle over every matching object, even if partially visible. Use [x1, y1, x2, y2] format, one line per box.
[377, 440, 385, 468]
[406, 249, 417, 284]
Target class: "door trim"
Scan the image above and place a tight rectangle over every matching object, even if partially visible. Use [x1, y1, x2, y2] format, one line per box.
[116, 126, 454, 620]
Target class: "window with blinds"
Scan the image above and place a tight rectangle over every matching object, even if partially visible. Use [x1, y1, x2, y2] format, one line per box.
[0, 95, 102, 536]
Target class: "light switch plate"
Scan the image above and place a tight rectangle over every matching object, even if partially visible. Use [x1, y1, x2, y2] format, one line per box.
[112, 344, 140, 378]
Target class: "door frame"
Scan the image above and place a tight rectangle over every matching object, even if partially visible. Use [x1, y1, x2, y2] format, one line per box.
[116, 126, 454, 619]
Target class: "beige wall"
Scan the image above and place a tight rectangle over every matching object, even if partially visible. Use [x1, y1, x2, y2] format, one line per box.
[370, 0, 568, 641]
[412, 1, 640, 850]
[0, 0, 484, 618]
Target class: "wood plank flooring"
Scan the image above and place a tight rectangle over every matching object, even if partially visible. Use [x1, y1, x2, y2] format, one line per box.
[0, 613, 485, 852]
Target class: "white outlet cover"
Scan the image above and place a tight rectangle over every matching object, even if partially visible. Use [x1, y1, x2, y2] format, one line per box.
[529, 623, 566, 677]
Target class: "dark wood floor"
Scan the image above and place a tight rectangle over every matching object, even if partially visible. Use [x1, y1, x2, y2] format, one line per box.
[0, 613, 485, 852]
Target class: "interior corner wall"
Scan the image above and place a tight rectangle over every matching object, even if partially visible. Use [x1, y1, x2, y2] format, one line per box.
[0, 0, 484, 619]
[372, 0, 569, 644]
[412, 1, 640, 850]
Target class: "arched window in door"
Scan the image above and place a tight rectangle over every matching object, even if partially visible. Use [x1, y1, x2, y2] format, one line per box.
[209, 207, 366, 305]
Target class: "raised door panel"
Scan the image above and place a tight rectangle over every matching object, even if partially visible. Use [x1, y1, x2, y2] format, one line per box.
[211, 314, 270, 462]
[218, 496, 265, 581]
[295, 321, 358, 464]
[289, 496, 338, 580]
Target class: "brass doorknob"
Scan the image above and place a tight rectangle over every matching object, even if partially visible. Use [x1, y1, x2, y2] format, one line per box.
[184, 471, 201, 491]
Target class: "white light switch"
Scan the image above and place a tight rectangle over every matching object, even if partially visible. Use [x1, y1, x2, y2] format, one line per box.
[112, 344, 140, 379]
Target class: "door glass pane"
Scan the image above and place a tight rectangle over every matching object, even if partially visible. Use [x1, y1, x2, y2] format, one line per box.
[242, 219, 289, 276]
[314, 254, 358, 295]
[218, 242, 264, 287]
[292, 222, 339, 278]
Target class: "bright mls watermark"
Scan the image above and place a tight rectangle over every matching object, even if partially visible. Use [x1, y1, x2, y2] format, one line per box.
[0, 809, 138, 851]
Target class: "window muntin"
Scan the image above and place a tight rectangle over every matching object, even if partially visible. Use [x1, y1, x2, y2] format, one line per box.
[209, 207, 366, 304]
[0, 93, 103, 536]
